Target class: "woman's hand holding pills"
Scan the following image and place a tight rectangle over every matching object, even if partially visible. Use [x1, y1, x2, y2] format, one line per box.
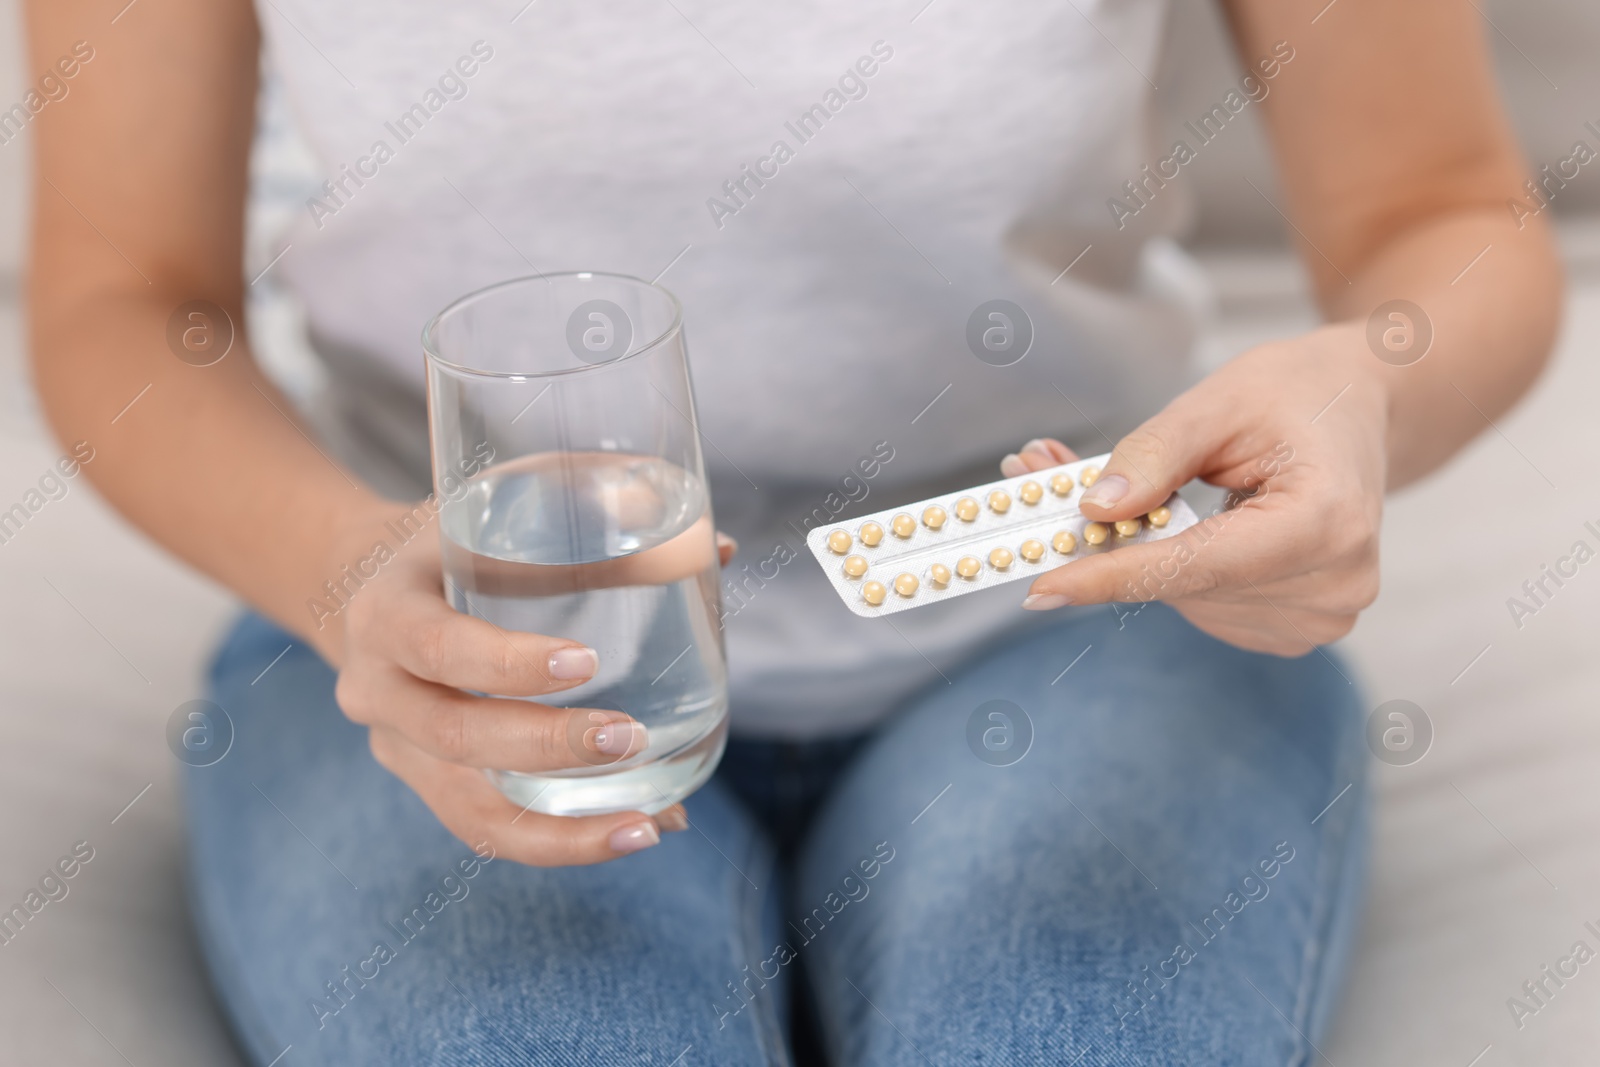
[1004, 326, 1388, 656]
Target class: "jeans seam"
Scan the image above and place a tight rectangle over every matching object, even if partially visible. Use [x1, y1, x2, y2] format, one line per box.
[1285, 715, 1367, 1067]
[734, 827, 791, 1067]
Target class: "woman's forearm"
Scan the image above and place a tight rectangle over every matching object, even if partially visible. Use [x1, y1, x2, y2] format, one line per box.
[1326, 206, 1563, 490]
[30, 287, 391, 665]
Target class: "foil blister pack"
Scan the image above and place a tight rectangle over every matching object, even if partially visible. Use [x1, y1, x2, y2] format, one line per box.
[805, 452, 1199, 618]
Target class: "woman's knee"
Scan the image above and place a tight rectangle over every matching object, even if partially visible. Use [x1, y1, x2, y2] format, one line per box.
[795, 606, 1368, 1065]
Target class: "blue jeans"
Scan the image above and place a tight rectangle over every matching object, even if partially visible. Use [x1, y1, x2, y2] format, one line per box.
[185, 604, 1369, 1066]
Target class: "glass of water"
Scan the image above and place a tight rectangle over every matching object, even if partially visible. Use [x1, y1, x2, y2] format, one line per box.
[422, 273, 728, 817]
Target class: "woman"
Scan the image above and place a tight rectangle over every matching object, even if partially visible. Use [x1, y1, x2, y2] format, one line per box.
[26, 0, 1558, 1063]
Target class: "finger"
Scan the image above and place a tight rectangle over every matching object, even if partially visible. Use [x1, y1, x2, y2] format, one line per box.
[657, 804, 690, 832]
[1000, 438, 1079, 476]
[373, 588, 597, 696]
[717, 532, 737, 567]
[1077, 405, 1231, 522]
[369, 728, 674, 867]
[1022, 500, 1301, 607]
[337, 662, 648, 772]
[1174, 598, 1355, 657]
[1185, 556, 1380, 618]
[1023, 437, 1079, 464]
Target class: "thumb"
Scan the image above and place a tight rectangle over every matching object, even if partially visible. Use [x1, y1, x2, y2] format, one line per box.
[1078, 409, 1222, 521]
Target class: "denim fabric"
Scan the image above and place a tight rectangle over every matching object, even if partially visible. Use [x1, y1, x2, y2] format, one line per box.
[185, 603, 1368, 1066]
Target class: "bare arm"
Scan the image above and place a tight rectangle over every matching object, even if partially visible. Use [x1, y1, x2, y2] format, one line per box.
[1225, 0, 1562, 488]
[25, 0, 388, 666]
[25, 0, 680, 862]
[1015, 0, 1562, 652]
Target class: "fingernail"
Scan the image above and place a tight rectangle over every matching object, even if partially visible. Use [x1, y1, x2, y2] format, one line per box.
[1022, 593, 1071, 611]
[586, 719, 647, 756]
[549, 646, 598, 680]
[999, 453, 1027, 477]
[1022, 438, 1052, 457]
[657, 805, 689, 832]
[1079, 474, 1129, 510]
[609, 821, 660, 853]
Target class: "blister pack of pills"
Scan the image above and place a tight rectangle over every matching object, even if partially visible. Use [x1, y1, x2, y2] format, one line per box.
[805, 453, 1200, 617]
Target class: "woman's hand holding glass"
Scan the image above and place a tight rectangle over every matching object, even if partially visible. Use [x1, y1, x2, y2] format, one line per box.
[326, 513, 736, 866]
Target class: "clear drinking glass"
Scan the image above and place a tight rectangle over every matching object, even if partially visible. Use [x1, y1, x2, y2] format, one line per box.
[422, 273, 728, 817]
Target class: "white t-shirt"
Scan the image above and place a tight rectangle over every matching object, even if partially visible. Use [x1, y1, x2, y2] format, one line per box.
[253, 0, 1201, 736]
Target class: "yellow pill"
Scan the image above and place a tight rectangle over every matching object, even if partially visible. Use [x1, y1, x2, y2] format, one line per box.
[956, 555, 983, 579]
[1019, 481, 1043, 505]
[1052, 530, 1077, 554]
[859, 521, 884, 547]
[842, 555, 869, 579]
[927, 562, 952, 587]
[1148, 506, 1172, 528]
[1050, 473, 1073, 497]
[1080, 466, 1101, 488]
[1019, 538, 1045, 563]
[1115, 519, 1142, 538]
[862, 580, 887, 606]
[891, 513, 916, 539]
[988, 490, 1012, 514]
[826, 529, 852, 555]
[988, 546, 1015, 570]
[922, 505, 947, 530]
[894, 573, 919, 598]
[954, 497, 980, 522]
[1083, 522, 1109, 545]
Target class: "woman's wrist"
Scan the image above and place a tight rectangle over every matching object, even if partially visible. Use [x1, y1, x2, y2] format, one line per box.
[1301, 320, 1398, 487]
[304, 495, 412, 666]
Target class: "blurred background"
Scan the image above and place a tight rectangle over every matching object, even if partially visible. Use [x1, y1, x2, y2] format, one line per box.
[2, 1, 1599, 1064]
